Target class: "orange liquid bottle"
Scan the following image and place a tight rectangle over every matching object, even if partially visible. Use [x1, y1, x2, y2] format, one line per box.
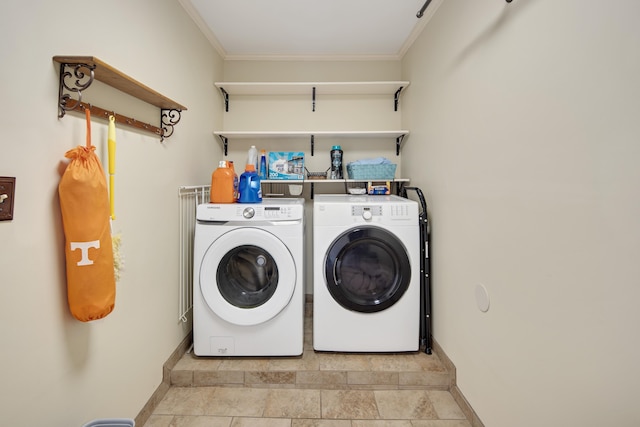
[210, 161, 236, 203]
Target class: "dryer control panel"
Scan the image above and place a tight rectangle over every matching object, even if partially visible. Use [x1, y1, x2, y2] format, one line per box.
[351, 205, 383, 217]
[351, 204, 411, 218]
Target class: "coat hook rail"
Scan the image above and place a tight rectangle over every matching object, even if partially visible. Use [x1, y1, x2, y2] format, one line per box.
[66, 99, 164, 137]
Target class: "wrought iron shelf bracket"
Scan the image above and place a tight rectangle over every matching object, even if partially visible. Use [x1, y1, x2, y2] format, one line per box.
[221, 88, 230, 112]
[396, 134, 406, 156]
[53, 56, 187, 141]
[217, 135, 229, 156]
[312, 86, 316, 112]
[394, 86, 404, 111]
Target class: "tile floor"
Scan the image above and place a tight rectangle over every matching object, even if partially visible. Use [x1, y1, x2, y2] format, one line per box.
[142, 303, 470, 427]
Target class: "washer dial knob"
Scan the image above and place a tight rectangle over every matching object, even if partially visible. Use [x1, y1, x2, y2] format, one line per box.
[362, 210, 373, 220]
[243, 207, 255, 219]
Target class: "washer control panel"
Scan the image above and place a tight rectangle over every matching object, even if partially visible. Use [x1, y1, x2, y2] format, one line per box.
[236, 205, 298, 220]
[198, 200, 304, 222]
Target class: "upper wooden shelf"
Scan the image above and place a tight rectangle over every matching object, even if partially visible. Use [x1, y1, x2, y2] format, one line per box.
[213, 130, 409, 139]
[214, 81, 410, 96]
[53, 56, 186, 140]
[214, 81, 409, 112]
[54, 56, 186, 110]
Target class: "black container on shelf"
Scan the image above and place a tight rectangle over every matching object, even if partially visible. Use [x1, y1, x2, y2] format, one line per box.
[329, 145, 343, 179]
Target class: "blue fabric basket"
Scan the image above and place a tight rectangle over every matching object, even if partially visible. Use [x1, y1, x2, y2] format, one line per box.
[346, 163, 397, 180]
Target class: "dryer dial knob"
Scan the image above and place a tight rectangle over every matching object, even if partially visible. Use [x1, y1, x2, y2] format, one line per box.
[243, 207, 255, 219]
[362, 210, 373, 220]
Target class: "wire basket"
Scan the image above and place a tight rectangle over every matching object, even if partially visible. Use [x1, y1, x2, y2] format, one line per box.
[346, 163, 397, 180]
[306, 167, 328, 180]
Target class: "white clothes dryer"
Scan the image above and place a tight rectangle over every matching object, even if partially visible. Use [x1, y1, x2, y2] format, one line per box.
[193, 198, 305, 356]
[313, 194, 420, 352]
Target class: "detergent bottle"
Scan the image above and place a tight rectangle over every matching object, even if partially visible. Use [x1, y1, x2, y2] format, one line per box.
[330, 145, 343, 179]
[210, 161, 236, 203]
[238, 163, 262, 203]
[238, 146, 262, 203]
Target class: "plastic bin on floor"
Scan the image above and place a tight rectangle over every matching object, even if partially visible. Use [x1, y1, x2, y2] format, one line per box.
[82, 419, 134, 427]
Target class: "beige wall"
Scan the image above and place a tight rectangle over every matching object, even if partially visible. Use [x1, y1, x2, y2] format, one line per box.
[0, 1, 223, 425]
[402, 0, 640, 426]
[4, 0, 639, 425]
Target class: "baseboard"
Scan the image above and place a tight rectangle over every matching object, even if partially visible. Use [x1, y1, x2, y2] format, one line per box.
[432, 337, 484, 427]
[134, 332, 193, 427]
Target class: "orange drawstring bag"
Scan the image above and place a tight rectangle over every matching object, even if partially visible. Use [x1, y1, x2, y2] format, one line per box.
[58, 108, 116, 321]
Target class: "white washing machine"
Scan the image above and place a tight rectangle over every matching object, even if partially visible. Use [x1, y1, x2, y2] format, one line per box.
[313, 194, 420, 352]
[193, 198, 305, 356]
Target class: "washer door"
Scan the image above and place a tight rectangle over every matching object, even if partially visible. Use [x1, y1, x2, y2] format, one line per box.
[324, 226, 411, 313]
[200, 227, 296, 326]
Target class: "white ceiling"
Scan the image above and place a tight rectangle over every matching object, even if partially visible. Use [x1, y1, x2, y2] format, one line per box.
[178, 0, 444, 60]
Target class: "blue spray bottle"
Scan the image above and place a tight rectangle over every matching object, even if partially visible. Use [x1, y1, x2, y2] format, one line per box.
[259, 149, 267, 179]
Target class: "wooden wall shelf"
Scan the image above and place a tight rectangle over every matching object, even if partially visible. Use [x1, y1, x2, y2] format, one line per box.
[215, 81, 409, 112]
[213, 130, 409, 156]
[53, 56, 187, 140]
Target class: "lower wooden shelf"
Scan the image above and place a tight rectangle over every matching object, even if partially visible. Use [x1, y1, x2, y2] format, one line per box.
[261, 178, 409, 198]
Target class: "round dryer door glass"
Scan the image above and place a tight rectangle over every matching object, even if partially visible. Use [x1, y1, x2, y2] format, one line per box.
[325, 226, 411, 313]
[199, 227, 297, 326]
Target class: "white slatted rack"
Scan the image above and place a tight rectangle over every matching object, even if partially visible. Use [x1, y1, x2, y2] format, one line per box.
[178, 185, 210, 322]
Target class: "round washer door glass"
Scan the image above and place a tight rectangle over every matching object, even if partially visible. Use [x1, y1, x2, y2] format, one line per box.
[217, 245, 278, 308]
[325, 226, 411, 313]
[200, 227, 296, 326]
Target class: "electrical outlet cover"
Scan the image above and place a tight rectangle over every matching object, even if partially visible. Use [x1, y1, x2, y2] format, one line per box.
[0, 177, 16, 221]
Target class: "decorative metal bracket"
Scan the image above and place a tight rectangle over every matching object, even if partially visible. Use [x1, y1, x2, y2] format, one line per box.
[161, 109, 182, 141]
[310, 134, 315, 156]
[58, 62, 96, 118]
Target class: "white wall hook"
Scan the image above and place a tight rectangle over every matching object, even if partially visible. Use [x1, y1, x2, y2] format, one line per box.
[0, 194, 8, 203]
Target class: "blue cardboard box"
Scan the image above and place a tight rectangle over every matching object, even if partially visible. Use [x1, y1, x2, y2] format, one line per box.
[268, 152, 305, 180]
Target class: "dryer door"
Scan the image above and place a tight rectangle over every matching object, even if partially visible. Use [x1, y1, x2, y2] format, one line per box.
[324, 226, 411, 313]
[199, 227, 296, 326]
